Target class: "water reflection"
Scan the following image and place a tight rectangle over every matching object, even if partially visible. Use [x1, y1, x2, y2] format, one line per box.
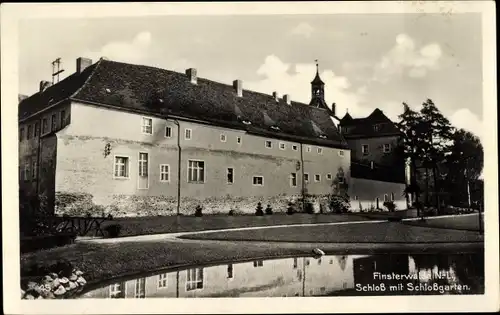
[81, 252, 483, 298]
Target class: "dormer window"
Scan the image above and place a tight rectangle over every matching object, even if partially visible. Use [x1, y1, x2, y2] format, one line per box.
[319, 134, 327, 139]
[270, 126, 280, 131]
[242, 120, 252, 125]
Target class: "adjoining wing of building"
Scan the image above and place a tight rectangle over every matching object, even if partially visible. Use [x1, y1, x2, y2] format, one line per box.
[18, 57, 408, 216]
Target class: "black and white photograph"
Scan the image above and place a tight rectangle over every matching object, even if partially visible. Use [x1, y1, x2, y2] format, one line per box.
[1, 2, 498, 314]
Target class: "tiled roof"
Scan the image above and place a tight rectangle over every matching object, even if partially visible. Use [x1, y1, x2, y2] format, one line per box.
[351, 159, 406, 184]
[20, 58, 348, 149]
[18, 64, 97, 120]
[339, 109, 402, 138]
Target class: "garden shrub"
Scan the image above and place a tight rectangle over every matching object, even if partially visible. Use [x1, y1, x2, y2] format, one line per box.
[104, 224, 122, 238]
[228, 209, 235, 216]
[286, 202, 295, 215]
[265, 204, 273, 215]
[255, 202, 264, 216]
[304, 202, 315, 214]
[329, 195, 350, 214]
[194, 205, 203, 217]
[383, 201, 397, 212]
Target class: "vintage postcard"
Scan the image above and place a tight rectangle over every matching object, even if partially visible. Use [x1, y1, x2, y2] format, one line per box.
[1, 1, 498, 314]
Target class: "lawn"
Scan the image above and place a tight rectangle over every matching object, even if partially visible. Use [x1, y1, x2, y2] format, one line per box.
[402, 214, 483, 231]
[180, 221, 484, 243]
[99, 213, 370, 238]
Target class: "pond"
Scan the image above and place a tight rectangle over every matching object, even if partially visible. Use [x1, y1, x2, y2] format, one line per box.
[80, 251, 483, 298]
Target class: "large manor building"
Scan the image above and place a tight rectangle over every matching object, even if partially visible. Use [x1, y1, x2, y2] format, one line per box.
[18, 57, 407, 216]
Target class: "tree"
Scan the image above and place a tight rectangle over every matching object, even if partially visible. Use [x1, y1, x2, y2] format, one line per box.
[419, 99, 454, 213]
[397, 103, 427, 216]
[444, 129, 484, 208]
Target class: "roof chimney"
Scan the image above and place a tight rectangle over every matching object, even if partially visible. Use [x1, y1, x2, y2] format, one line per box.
[331, 102, 336, 116]
[76, 57, 92, 74]
[186, 68, 197, 84]
[272, 91, 279, 102]
[233, 80, 243, 97]
[283, 94, 291, 105]
[39, 80, 52, 93]
[18, 94, 28, 103]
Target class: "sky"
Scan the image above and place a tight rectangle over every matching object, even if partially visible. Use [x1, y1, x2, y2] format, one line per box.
[19, 13, 483, 141]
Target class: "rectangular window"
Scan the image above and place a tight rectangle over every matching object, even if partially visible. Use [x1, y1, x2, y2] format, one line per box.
[384, 194, 389, 202]
[141, 117, 153, 134]
[290, 173, 297, 187]
[42, 118, 48, 134]
[160, 164, 170, 182]
[24, 163, 30, 181]
[109, 282, 125, 298]
[51, 113, 57, 131]
[185, 128, 192, 140]
[27, 125, 32, 140]
[34, 122, 39, 137]
[253, 260, 263, 267]
[326, 173, 332, 180]
[354, 196, 359, 201]
[227, 168, 234, 184]
[237, 136, 242, 144]
[158, 273, 168, 288]
[338, 177, 344, 184]
[293, 258, 298, 269]
[188, 160, 205, 183]
[362, 144, 369, 155]
[31, 160, 37, 179]
[317, 147, 323, 154]
[114, 156, 129, 178]
[306, 146, 312, 153]
[304, 173, 309, 183]
[315, 174, 321, 182]
[227, 264, 233, 279]
[265, 140, 272, 149]
[253, 176, 264, 186]
[134, 278, 146, 298]
[339, 150, 344, 157]
[139, 153, 148, 177]
[292, 145, 298, 151]
[391, 193, 395, 201]
[19, 127, 24, 141]
[373, 124, 381, 131]
[220, 134, 227, 142]
[186, 268, 204, 291]
[383, 143, 391, 153]
[279, 142, 286, 150]
[165, 126, 172, 138]
[60, 110, 66, 127]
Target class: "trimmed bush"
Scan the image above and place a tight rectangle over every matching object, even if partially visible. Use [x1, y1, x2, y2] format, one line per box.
[104, 224, 122, 238]
[329, 195, 351, 214]
[265, 204, 273, 215]
[286, 202, 295, 215]
[383, 200, 397, 212]
[304, 201, 315, 214]
[194, 205, 203, 217]
[228, 209, 235, 216]
[255, 202, 264, 216]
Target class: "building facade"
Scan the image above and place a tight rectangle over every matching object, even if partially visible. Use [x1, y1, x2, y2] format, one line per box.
[18, 57, 405, 216]
[338, 109, 408, 211]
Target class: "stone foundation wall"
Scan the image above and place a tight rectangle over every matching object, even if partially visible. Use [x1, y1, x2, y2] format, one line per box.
[54, 191, 332, 217]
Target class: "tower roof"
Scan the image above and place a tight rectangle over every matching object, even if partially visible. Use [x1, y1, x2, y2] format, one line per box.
[311, 61, 325, 85]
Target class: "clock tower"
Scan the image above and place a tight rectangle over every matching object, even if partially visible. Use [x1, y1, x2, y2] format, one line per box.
[309, 60, 329, 109]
